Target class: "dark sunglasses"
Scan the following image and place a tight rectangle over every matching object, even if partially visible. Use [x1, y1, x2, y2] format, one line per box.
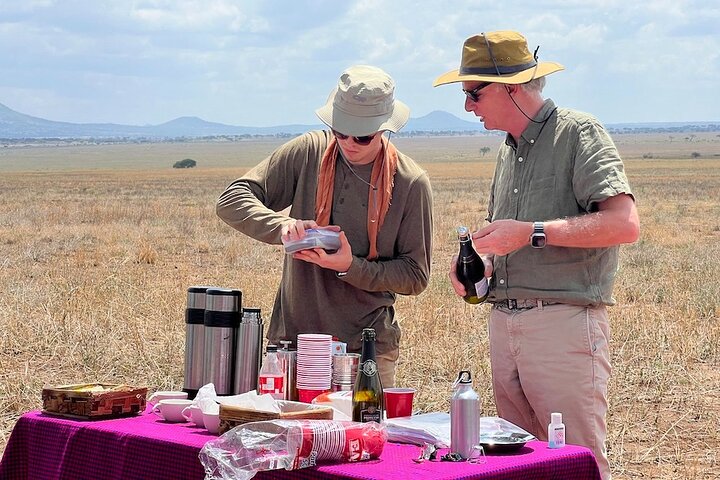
[332, 130, 378, 146]
[462, 82, 494, 102]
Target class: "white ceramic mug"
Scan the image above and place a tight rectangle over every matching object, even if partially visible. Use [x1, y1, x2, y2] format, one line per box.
[152, 399, 193, 423]
[182, 405, 205, 428]
[147, 391, 188, 406]
[202, 411, 220, 434]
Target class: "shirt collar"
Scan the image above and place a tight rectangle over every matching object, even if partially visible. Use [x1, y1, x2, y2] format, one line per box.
[504, 99, 557, 148]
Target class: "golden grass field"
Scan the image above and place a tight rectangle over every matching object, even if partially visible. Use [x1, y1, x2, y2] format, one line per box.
[0, 132, 718, 478]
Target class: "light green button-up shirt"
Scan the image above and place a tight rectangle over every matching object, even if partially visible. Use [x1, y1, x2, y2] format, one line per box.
[487, 100, 633, 306]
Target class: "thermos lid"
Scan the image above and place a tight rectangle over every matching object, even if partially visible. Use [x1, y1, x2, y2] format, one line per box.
[186, 285, 216, 312]
[205, 288, 241, 312]
[187, 285, 213, 293]
[241, 307, 262, 324]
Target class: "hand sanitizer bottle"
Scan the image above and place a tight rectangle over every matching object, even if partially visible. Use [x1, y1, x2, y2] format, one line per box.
[548, 412, 566, 448]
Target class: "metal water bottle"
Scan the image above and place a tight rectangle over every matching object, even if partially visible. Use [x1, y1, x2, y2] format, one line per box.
[203, 288, 241, 396]
[183, 286, 213, 399]
[233, 307, 263, 395]
[450, 370, 481, 459]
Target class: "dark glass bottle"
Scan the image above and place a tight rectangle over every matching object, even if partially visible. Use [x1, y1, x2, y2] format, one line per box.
[352, 328, 384, 423]
[456, 226, 489, 304]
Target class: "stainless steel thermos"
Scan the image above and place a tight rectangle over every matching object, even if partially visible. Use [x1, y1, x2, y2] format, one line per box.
[233, 307, 263, 395]
[278, 340, 297, 401]
[183, 286, 213, 399]
[203, 288, 241, 396]
[450, 370, 481, 459]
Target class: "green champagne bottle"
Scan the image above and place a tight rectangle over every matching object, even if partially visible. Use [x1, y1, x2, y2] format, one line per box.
[456, 226, 489, 304]
[352, 328, 384, 423]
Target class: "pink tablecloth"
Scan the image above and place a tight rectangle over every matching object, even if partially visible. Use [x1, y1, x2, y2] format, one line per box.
[0, 409, 601, 480]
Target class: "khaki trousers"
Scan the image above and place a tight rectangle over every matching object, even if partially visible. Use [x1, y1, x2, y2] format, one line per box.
[376, 348, 399, 388]
[489, 303, 611, 480]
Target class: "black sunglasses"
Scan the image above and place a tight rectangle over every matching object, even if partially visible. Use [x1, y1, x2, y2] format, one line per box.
[332, 130, 378, 146]
[462, 82, 494, 102]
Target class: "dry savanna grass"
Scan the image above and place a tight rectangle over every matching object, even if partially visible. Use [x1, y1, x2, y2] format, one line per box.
[1, 132, 719, 479]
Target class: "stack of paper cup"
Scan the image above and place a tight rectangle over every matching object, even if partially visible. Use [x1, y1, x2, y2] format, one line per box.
[296, 334, 333, 403]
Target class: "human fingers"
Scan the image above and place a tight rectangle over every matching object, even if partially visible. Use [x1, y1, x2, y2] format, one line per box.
[448, 254, 466, 296]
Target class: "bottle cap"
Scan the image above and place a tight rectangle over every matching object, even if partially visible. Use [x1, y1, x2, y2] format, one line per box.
[455, 370, 472, 385]
[551, 412, 562, 424]
[361, 328, 376, 340]
[457, 226, 469, 237]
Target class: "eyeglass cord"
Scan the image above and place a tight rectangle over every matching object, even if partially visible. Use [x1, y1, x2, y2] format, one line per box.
[482, 32, 554, 125]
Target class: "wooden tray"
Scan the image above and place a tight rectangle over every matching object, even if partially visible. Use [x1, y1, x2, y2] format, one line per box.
[219, 400, 334, 434]
[42, 383, 147, 419]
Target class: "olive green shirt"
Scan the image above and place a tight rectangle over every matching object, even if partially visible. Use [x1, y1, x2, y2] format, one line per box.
[216, 130, 433, 354]
[487, 100, 633, 306]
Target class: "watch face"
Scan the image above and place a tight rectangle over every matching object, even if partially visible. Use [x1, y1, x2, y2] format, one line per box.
[531, 234, 547, 248]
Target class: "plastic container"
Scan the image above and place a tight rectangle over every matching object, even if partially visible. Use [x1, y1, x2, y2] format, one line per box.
[548, 412, 566, 448]
[282, 229, 341, 254]
[258, 345, 285, 400]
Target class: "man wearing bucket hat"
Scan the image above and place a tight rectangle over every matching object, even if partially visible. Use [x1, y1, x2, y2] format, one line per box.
[217, 65, 433, 388]
[436, 31, 639, 479]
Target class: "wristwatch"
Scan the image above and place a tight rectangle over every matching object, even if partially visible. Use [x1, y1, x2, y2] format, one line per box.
[529, 222, 547, 249]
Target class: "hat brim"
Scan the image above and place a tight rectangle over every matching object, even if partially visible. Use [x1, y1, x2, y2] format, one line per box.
[432, 61, 564, 87]
[315, 89, 410, 136]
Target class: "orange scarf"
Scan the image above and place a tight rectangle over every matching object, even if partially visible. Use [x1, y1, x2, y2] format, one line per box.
[315, 136, 398, 261]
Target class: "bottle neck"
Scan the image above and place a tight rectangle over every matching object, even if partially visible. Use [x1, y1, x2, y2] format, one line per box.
[458, 235, 477, 262]
[360, 337, 376, 363]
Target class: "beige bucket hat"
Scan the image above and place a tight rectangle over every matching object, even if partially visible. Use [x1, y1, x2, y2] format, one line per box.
[433, 31, 564, 86]
[316, 65, 410, 136]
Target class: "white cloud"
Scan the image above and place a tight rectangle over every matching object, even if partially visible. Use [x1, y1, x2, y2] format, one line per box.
[0, 0, 717, 125]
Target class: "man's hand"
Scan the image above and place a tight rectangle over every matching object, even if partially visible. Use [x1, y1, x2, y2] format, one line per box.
[448, 254, 494, 297]
[281, 219, 319, 242]
[291, 230, 352, 273]
[471, 219, 533, 256]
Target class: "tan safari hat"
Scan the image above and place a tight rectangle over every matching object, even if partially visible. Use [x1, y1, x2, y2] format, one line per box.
[316, 65, 410, 136]
[433, 30, 564, 86]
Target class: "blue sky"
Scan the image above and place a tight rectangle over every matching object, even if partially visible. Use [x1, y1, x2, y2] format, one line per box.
[1, 0, 718, 127]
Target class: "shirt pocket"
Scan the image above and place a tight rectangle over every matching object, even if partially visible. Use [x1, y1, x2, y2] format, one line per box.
[521, 175, 556, 220]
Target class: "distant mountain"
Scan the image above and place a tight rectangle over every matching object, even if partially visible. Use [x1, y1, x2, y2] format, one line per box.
[0, 102, 488, 139]
[405, 110, 485, 132]
[1, 102, 717, 140]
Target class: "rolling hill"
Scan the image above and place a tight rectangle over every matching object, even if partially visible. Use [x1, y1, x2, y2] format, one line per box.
[0, 103, 488, 139]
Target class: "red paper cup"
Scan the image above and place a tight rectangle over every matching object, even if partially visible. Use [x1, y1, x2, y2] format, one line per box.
[298, 388, 330, 404]
[383, 388, 415, 418]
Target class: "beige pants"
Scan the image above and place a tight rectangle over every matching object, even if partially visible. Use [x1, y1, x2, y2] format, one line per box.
[376, 348, 399, 388]
[489, 303, 611, 480]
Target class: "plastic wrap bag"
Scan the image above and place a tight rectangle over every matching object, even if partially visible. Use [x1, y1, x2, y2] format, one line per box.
[384, 412, 451, 447]
[384, 414, 535, 450]
[199, 419, 386, 480]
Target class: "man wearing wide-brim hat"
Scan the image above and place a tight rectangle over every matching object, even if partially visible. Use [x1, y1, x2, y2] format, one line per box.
[437, 31, 640, 480]
[217, 65, 433, 390]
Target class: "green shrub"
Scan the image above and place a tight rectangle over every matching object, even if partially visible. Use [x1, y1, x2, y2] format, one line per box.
[173, 158, 197, 168]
